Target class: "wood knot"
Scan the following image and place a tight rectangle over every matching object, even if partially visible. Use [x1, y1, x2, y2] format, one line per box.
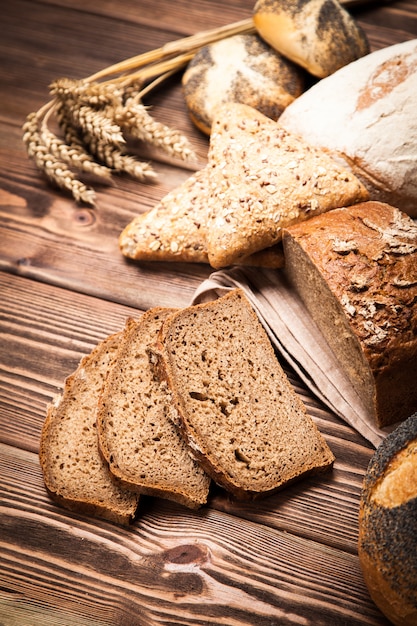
[74, 208, 96, 226]
[164, 543, 209, 565]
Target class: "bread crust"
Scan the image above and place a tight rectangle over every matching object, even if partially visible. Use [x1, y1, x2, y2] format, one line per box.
[279, 39, 417, 216]
[206, 102, 369, 268]
[253, 0, 369, 78]
[119, 166, 285, 269]
[182, 32, 305, 135]
[358, 414, 417, 625]
[151, 289, 335, 499]
[283, 201, 417, 428]
[39, 332, 140, 525]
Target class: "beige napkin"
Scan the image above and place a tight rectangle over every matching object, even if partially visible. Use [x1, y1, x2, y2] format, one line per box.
[192, 267, 394, 448]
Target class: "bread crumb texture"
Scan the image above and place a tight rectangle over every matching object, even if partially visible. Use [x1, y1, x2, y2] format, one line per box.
[39, 332, 139, 525]
[159, 289, 334, 498]
[96, 309, 211, 509]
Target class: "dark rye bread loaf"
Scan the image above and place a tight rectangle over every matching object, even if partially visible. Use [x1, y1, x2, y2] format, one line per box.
[150, 289, 335, 499]
[39, 332, 140, 525]
[96, 308, 211, 509]
[282, 201, 417, 428]
[358, 414, 417, 626]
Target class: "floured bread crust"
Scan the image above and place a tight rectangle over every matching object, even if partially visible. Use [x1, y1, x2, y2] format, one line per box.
[279, 39, 417, 215]
[282, 201, 417, 428]
[182, 33, 305, 135]
[253, 0, 369, 77]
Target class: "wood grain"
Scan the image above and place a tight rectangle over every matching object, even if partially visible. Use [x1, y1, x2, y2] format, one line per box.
[1, 444, 389, 625]
[1, 0, 416, 623]
[1, 272, 372, 554]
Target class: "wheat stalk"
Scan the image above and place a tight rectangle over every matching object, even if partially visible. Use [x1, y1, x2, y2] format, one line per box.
[22, 0, 363, 205]
[22, 15, 259, 205]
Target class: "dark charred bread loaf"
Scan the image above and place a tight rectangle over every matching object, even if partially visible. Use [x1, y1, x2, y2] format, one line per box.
[358, 414, 417, 625]
[282, 201, 417, 429]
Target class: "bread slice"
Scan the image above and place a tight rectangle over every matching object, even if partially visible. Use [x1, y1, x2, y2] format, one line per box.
[206, 102, 369, 268]
[39, 332, 140, 525]
[282, 201, 417, 428]
[96, 308, 211, 509]
[150, 289, 335, 499]
[119, 166, 285, 268]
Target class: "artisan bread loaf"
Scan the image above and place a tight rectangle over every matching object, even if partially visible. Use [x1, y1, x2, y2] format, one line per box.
[39, 332, 140, 525]
[206, 102, 369, 268]
[150, 289, 335, 499]
[253, 0, 369, 78]
[358, 413, 417, 626]
[282, 201, 417, 429]
[182, 33, 305, 135]
[279, 39, 417, 215]
[119, 166, 285, 268]
[96, 308, 211, 509]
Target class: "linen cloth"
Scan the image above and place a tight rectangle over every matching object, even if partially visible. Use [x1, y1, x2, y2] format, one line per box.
[192, 267, 394, 447]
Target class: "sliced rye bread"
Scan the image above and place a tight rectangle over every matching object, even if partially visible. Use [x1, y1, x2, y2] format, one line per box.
[150, 289, 335, 499]
[96, 308, 211, 509]
[206, 102, 369, 268]
[39, 332, 140, 525]
[118, 166, 285, 269]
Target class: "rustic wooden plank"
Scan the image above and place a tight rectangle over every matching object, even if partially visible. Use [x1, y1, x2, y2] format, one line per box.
[0, 272, 374, 555]
[0, 272, 144, 452]
[0, 443, 389, 625]
[0, 126, 211, 311]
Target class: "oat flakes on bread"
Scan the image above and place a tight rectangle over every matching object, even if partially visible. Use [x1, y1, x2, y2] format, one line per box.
[96, 308, 211, 510]
[182, 32, 305, 136]
[358, 413, 417, 626]
[282, 201, 417, 429]
[206, 102, 369, 269]
[253, 0, 369, 78]
[119, 166, 285, 269]
[39, 332, 140, 525]
[150, 289, 335, 500]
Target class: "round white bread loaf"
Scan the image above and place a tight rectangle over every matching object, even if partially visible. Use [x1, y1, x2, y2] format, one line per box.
[182, 33, 305, 135]
[279, 39, 417, 216]
[358, 414, 417, 626]
[253, 0, 369, 78]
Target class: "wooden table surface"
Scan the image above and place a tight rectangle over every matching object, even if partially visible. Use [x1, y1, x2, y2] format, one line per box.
[1, 1, 416, 624]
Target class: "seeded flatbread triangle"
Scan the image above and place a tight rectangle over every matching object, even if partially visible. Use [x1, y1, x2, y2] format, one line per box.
[206, 102, 369, 269]
[118, 166, 284, 268]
